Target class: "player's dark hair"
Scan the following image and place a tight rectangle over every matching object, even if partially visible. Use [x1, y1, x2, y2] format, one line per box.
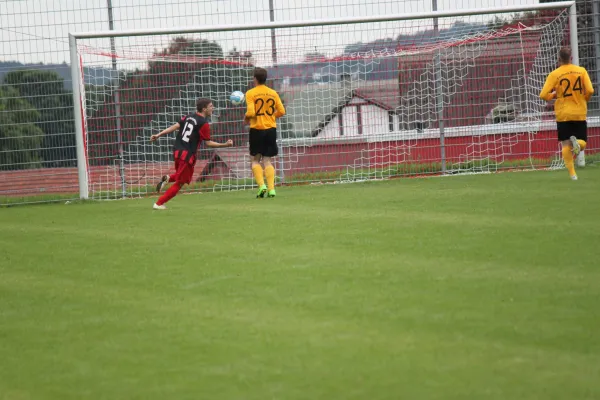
[559, 47, 571, 64]
[196, 98, 212, 112]
[254, 67, 268, 84]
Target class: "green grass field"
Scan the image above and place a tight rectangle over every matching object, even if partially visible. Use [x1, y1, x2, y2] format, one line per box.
[1, 168, 600, 400]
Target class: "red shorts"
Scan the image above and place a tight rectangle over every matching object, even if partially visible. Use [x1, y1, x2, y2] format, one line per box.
[172, 157, 195, 185]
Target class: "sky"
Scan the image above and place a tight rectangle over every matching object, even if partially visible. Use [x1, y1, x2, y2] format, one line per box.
[0, 0, 540, 67]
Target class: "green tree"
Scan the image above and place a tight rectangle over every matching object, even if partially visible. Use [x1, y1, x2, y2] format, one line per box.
[3, 70, 76, 167]
[0, 85, 44, 170]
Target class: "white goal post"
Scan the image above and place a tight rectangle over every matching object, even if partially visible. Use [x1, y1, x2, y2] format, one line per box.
[69, 1, 578, 200]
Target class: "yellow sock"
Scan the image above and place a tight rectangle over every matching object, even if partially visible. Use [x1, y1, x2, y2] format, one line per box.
[252, 164, 265, 187]
[562, 146, 576, 177]
[578, 139, 587, 151]
[264, 165, 275, 191]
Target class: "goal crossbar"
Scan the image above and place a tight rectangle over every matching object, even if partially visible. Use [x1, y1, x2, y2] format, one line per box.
[70, 2, 575, 39]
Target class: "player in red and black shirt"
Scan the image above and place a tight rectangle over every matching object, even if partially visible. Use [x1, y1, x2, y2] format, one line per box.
[149, 98, 233, 209]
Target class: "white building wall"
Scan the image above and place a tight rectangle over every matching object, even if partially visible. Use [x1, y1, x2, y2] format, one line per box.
[319, 114, 341, 139]
[361, 104, 391, 136]
[342, 106, 359, 136]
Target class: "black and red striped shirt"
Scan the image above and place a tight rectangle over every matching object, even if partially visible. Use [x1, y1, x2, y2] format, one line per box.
[173, 113, 211, 162]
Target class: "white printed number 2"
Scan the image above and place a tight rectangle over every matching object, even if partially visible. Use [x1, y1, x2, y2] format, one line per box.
[181, 122, 194, 142]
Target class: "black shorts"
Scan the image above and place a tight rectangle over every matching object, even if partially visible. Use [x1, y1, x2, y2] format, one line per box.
[249, 128, 278, 157]
[557, 121, 587, 142]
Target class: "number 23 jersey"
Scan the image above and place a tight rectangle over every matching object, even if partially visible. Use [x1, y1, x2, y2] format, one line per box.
[540, 64, 594, 122]
[173, 113, 211, 161]
[245, 85, 286, 130]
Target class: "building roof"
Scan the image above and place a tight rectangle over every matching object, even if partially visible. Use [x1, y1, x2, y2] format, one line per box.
[353, 79, 401, 111]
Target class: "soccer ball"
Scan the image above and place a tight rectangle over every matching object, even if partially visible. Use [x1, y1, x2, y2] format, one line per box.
[230, 91, 245, 106]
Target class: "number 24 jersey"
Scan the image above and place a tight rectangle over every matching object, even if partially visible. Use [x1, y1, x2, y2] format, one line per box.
[540, 64, 594, 122]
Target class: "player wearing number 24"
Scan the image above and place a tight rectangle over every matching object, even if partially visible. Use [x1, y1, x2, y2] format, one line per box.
[540, 47, 594, 181]
[149, 98, 233, 210]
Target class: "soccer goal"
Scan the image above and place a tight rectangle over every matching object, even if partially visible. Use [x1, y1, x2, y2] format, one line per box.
[69, 1, 578, 199]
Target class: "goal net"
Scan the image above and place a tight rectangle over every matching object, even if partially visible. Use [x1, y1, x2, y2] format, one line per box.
[71, 4, 575, 199]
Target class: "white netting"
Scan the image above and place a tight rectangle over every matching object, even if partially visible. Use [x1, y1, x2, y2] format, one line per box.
[76, 8, 571, 199]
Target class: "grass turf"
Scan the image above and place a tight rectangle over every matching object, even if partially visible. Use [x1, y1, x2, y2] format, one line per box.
[1, 168, 599, 399]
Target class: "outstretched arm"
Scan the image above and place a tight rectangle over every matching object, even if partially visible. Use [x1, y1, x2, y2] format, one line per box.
[150, 123, 180, 142]
[205, 139, 233, 148]
[198, 121, 232, 148]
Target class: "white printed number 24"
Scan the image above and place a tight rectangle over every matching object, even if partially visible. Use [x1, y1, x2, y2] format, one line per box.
[181, 122, 194, 142]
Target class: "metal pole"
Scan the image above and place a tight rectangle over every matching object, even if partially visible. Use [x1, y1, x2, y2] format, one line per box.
[567, 2, 585, 166]
[269, 0, 285, 183]
[569, 3, 579, 65]
[269, 0, 278, 65]
[107, 0, 126, 197]
[69, 34, 89, 199]
[592, 0, 600, 163]
[592, 0, 600, 89]
[433, 0, 446, 174]
[568, 1, 585, 166]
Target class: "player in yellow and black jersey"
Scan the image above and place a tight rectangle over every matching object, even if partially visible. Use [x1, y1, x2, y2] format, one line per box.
[540, 47, 594, 180]
[244, 67, 286, 198]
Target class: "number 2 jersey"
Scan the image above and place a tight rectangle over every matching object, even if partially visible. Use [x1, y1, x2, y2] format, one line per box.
[540, 64, 594, 122]
[245, 84, 286, 130]
[173, 113, 211, 162]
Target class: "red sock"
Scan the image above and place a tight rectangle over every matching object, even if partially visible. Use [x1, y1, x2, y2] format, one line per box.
[168, 174, 176, 183]
[156, 182, 181, 205]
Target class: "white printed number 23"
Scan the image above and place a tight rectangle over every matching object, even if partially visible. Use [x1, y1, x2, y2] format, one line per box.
[181, 122, 194, 142]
